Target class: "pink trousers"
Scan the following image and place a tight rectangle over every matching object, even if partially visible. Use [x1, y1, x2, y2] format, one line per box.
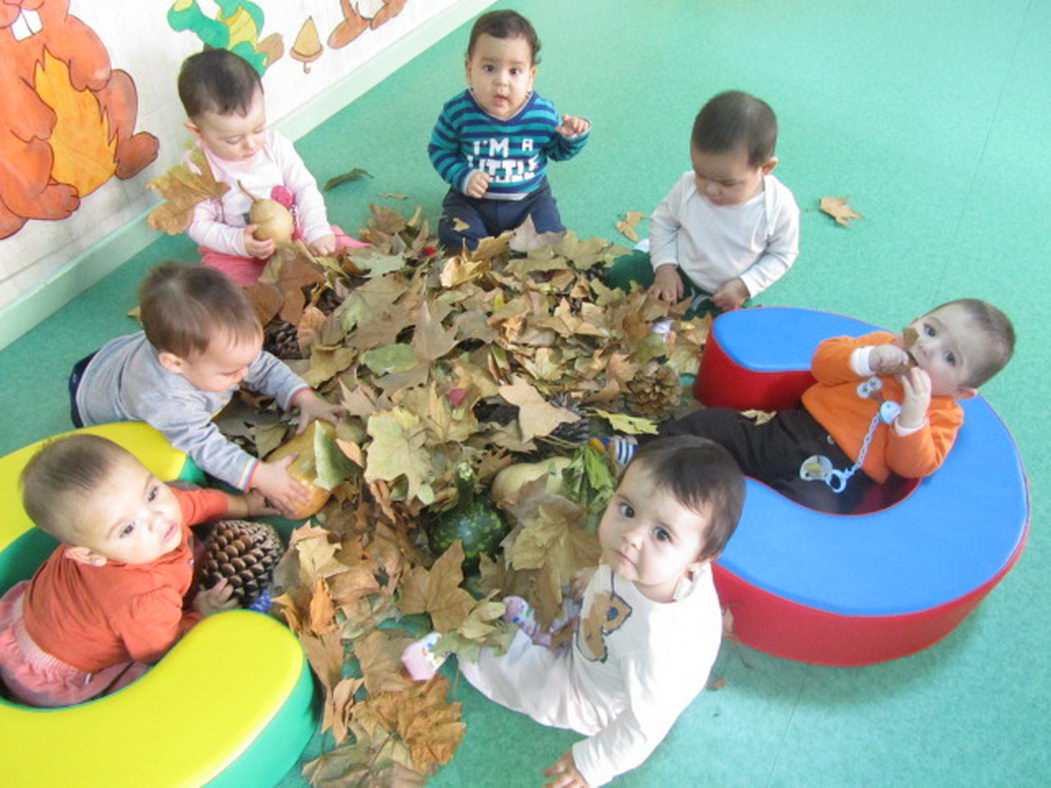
[200, 224, 368, 286]
[0, 582, 148, 708]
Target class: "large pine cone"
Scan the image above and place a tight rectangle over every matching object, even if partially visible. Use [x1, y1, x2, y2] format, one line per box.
[624, 362, 682, 421]
[200, 520, 284, 606]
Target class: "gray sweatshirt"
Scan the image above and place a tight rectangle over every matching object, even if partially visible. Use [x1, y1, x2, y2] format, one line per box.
[75, 331, 307, 489]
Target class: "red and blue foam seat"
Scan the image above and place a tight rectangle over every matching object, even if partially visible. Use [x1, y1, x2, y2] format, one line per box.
[695, 307, 1029, 666]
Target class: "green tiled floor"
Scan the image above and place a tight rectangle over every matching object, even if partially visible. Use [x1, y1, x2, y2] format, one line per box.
[1, 1, 1048, 785]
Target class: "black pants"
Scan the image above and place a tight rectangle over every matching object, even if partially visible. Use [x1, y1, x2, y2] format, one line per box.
[653, 407, 874, 514]
[67, 352, 97, 428]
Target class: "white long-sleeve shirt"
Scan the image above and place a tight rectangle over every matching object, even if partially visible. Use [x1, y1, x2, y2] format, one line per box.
[649, 171, 800, 297]
[459, 564, 723, 786]
[187, 129, 333, 257]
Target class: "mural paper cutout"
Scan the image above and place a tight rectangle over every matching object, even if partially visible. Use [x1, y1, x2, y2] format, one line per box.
[291, 16, 322, 73]
[0, 0, 159, 239]
[329, 0, 407, 50]
[167, 0, 283, 74]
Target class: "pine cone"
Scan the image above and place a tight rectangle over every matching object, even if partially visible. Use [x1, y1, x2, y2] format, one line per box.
[200, 520, 284, 606]
[263, 320, 303, 360]
[624, 362, 682, 421]
[549, 392, 591, 443]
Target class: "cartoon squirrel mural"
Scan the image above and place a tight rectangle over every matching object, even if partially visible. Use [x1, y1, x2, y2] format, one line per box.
[0, 0, 159, 239]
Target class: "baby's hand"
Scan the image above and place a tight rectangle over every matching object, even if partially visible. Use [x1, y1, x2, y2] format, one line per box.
[242, 489, 281, 517]
[308, 233, 337, 256]
[243, 225, 276, 258]
[869, 344, 912, 376]
[543, 751, 590, 788]
[649, 264, 683, 302]
[193, 579, 238, 616]
[556, 115, 591, 137]
[252, 456, 311, 516]
[292, 389, 342, 433]
[711, 278, 749, 311]
[465, 170, 491, 199]
[897, 366, 932, 429]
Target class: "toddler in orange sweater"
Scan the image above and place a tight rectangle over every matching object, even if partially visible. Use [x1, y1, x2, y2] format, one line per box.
[606, 299, 1015, 513]
[0, 434, 276, 707]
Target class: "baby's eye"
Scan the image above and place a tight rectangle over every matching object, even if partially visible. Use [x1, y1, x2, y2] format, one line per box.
[119, 523, 135, 538]
[510, 67, 521, 75]
[925, 324, 936, 337]
[483, 64, 495, 73]
[653, 527, 672, 543]
[147, 486, 158, 502]
[617, 502, 635, 518]
[945, 351, 956, 366]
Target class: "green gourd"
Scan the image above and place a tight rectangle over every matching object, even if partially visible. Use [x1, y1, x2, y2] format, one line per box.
[428, 462, 507, 570]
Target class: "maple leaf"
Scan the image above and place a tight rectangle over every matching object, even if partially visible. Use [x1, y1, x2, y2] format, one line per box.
[365, 408, 432, 502]
[411, 301, 459, 363]
[819, 196, 864, 226]
[591, 408, 659, 435]
[361, 676, 465, 773]
[350, 248, 407, 278]
[498, 376, 580, 442]
[398, 541, 476, 632]
[615, 210, 645, 242]
[354, 628, 415, 696]
[146, 148, 229, 234]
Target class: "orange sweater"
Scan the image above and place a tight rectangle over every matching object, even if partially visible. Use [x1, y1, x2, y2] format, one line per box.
[800, 332, 964, 483]
[23, 488, 229, 673]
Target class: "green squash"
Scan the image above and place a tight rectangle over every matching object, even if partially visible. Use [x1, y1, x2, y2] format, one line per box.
[428, 462, 507, 570]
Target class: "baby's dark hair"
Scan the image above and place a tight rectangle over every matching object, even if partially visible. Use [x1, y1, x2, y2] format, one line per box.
[625, 436, 745, 560]
[21, 434, 135, 542]
[178, 48, 262, 120]
[467, 10, 541, 64]
[692, 91, 778, 168]
[930, 298, 1015, 387]
[139, 262, 261, 358]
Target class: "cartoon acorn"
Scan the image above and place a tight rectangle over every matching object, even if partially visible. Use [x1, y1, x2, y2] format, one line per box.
[200, 520, 284, 606]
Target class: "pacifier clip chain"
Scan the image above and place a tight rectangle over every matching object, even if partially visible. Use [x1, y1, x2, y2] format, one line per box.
[799, 376, 902, 493]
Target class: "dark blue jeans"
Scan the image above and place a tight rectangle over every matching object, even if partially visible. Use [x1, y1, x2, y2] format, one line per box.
[438, 179, 564, 251]
[68, 352, 97, 428]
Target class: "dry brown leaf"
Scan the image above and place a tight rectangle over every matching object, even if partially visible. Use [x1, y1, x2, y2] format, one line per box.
[398, 541, 476, 632]
[819, 196, 864, 226]
[498, 376, 580, 443]
[615, 210, 645, 242]
[354, 629, 415, 695]
[146, 148, 229, 234]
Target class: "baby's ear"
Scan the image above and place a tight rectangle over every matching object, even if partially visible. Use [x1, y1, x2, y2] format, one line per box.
[184, 120, 202, 139]
[66, 546, 107, 567]
[157, 350, 186, 375]
[954, 386, 978, 400]
[760, 156, 779, 176]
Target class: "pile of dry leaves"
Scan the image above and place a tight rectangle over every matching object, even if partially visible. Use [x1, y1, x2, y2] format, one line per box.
[207, 204, 710, 785]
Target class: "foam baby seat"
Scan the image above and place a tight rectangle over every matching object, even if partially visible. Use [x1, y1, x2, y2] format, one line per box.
[0, 423, 316, 786]
[695, 307, 1029, 666]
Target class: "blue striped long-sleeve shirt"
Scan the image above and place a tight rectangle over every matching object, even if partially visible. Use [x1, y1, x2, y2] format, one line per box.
[428, 90, 589, 200]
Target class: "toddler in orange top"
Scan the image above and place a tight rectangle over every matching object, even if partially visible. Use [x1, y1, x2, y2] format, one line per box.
[608, 299, 1015, 513]
[0, 434, 277, 707]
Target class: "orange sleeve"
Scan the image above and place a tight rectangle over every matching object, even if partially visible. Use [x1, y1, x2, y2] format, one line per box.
[172, 487, 231, 527]
[885, 398, 964, 478]
[810, 332, 899, 385]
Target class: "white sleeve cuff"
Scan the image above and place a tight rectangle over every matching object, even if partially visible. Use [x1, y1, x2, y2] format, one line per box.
[893, 416, 927, 436]
[851, 346, 876, 376]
